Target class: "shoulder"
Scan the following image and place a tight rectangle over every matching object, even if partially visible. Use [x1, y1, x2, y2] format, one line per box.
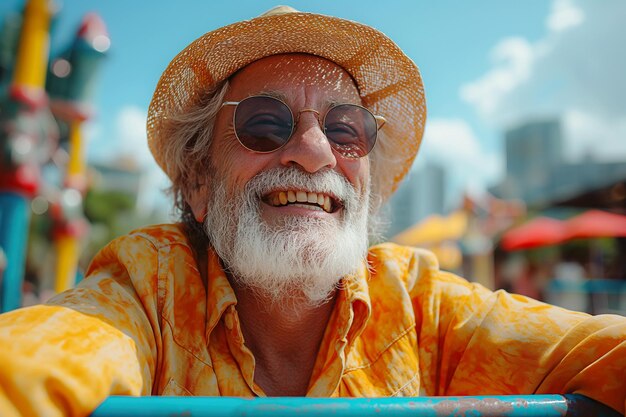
[91, 224, 190, 264]
[109, 223, 190, 250]
[85, 223, 195, 288]
[367, 242, 485, 298]
[368, 242, 444, 288]
[52, 224, 200, 318]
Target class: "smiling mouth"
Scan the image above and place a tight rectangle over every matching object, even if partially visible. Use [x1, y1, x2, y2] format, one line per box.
[263, 190, 340, 213]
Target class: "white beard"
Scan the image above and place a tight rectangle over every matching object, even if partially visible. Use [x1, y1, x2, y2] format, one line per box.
[204, 166, 370, 305]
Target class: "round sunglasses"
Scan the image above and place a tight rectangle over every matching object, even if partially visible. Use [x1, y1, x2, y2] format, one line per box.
[221, 95, 386, 159]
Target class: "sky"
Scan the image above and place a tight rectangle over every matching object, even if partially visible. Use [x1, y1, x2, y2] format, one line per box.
[1, 0, 625, 214]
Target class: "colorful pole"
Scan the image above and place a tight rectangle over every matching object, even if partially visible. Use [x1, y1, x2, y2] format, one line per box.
[9, 0, 53, 108]
[91, 395, 622, 417]
[53, 121, 86, 293]
[0, 193, 30, 311]
[0, 0, 54, 312]
[53, 232, 80, 292]
[49, 14, 108, 293]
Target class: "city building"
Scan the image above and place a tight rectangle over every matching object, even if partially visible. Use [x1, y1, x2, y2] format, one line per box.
[491, 118, 626, 209]
[386, 162, 447, 237]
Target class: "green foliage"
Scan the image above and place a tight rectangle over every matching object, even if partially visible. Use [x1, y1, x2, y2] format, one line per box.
[84, 189, 135, 224]
[82, 189, 170, 264]
[83, 189, 136, 255]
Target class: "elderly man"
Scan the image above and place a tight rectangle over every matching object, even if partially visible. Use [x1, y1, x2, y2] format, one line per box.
[0, 6, 624, 417]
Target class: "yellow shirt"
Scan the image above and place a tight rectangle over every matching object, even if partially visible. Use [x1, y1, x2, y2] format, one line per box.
[0, 224, 624, 416]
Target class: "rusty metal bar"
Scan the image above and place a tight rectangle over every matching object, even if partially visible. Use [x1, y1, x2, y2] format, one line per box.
[91, 394, 622, 417]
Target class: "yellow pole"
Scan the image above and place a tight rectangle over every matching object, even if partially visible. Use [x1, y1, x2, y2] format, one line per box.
[54, 121, 85, 293]
[12, 0, 53, 92]
[54, 234, 78, 292]
[66, 120, 86, 190]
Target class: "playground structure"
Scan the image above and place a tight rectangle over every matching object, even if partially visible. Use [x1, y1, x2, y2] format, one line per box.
[0, 0, 108, 312]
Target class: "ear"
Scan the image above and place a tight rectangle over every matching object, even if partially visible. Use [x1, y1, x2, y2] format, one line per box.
[187, 185, 208, 223]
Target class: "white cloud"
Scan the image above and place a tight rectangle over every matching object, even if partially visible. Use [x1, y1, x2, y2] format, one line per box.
[89, 106, 172, 216]
[113, 106, 152, 167]
[419, 118, 503, 197]
[563, 110, 626, 162]
[460, 37, 534, 118]
[547, 0, 585, 32]
[461, 0, 626, 162]
[88, 106, 150, 166]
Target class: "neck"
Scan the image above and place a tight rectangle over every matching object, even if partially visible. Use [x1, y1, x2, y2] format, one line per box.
[231, 278, 337, 396]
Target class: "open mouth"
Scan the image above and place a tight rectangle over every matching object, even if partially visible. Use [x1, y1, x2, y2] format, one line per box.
[263, 190, 340, 213]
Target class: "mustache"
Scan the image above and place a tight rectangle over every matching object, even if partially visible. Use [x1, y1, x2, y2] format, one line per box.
[243, 166, 359, 211]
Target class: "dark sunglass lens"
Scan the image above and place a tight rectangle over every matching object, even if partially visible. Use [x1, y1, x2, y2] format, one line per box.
[324, 105, 377, 158]
[234, 96, 293, 152]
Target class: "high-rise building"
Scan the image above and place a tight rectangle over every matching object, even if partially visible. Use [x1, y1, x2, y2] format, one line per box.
[502, 119, 562, 202]
[386, 162, 446, 237]
[491, 118, 626, 208]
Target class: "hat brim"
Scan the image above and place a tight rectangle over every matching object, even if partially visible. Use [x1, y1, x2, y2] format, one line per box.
[147, 11, 426, 200]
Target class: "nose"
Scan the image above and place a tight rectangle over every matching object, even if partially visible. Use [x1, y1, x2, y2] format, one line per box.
[279, 111, 337, 173]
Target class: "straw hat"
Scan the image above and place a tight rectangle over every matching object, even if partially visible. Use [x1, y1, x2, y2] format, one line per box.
[147, 6, 426, 200]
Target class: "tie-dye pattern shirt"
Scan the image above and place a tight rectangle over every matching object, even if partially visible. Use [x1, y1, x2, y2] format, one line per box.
[0, 224, 624, 416]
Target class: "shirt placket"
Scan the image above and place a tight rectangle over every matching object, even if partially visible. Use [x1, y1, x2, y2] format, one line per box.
[306, 270, 371, 397]
[306, 290, 353, 397]
[223, 305, 266, 396]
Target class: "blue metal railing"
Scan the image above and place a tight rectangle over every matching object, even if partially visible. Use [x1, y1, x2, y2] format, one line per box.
[91, 394, 623, 417]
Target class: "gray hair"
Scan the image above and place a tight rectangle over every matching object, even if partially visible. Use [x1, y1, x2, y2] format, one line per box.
[161, 79, 231, 213]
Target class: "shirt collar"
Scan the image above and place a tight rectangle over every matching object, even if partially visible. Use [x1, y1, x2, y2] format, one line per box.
[334, 260, 372, 350]
[203, 247, 372, 349]
[204, 248, 238, 340]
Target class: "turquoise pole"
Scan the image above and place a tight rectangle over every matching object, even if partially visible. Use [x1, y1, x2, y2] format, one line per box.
[0, 192, 29, 312]
[91, 394, 622, 417]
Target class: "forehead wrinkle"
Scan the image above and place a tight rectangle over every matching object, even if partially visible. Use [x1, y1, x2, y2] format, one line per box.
[229, 54, 362, 107]
[255, 90, 288, 102]
[255, 89, 357, 111]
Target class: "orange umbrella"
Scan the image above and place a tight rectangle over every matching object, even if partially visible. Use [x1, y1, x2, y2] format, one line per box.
[563, 210, 626, 240]
[501, 217, 567, 251]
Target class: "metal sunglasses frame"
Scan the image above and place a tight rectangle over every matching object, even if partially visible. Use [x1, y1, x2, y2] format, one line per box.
[221, 95, 386, 158]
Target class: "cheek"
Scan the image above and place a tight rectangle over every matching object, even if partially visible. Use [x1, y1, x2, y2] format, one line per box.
[212, 134, 240, 171]
[210, 117, 245, 182]
[339, 158, 370, 192]
[209, 126, 275, 192]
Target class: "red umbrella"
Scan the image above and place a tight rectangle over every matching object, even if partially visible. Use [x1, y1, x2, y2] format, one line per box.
[563, 210, 626, 240]
[501, 217, 567, 251]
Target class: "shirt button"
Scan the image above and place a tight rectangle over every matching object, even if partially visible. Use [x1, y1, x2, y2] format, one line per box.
[224, 314, 234, 330]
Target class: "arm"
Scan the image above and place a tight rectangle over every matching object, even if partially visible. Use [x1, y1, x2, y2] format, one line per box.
[410, 261, 625, 414]
[0, 233, 162, 417]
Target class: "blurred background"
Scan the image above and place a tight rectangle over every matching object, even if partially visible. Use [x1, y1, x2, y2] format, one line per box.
[0, 0, 624, 314]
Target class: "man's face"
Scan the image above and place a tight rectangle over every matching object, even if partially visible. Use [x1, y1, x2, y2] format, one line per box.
[192, 54, 372, 304]
[207, 54, 369, 223]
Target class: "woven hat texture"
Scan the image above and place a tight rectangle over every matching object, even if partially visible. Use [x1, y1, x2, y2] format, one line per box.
[147, 7, 426, 200]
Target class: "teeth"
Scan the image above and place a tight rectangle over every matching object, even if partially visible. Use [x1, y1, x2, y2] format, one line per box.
[268, 191, 335, 213]
[292, 203, 323, 212]
[296, 191, 307, 202]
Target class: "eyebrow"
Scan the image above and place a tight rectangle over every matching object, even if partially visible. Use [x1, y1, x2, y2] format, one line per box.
[256, 90, 289, 102]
